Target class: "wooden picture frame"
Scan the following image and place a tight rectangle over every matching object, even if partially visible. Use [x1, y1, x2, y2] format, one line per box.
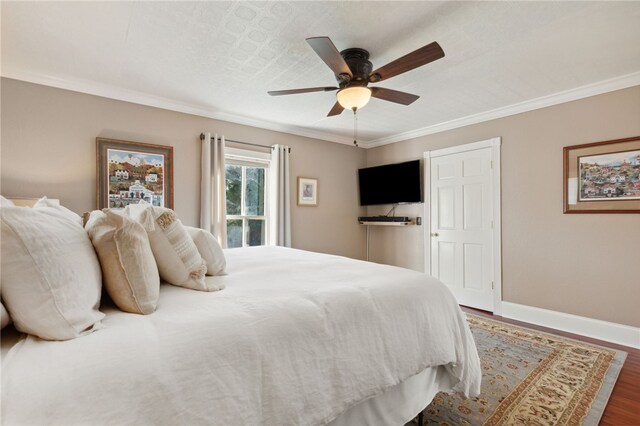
[297, 177, 318, 206]
[96, 138, 174, 209]
[563, 136, 640, 214]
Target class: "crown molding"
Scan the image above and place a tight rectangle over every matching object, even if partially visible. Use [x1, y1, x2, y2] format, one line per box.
[3, 67, 639, 150]
[360, 71, 640, 149]
[0, 68, 357, 147]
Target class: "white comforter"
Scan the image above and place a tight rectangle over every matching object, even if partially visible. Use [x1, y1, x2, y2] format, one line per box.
[1, 246, 480, 426]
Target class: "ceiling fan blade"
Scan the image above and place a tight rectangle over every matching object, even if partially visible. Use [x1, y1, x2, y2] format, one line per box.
[370, 42, 444, 82]
[327, 101, 345, 117]
[268, 86, 338, 96]
[370, 87, 420, 105]
[306, 37, 352, 77]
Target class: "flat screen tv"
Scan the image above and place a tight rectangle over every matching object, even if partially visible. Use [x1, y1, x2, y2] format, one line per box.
[358, 160, 422, 206]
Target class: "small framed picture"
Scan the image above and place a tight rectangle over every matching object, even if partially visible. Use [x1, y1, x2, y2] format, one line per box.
[96, 138, 174, 209]
[297, 177, 318, 206]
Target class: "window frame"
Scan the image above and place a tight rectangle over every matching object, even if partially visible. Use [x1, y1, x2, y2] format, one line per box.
[225, 148, 270, 248]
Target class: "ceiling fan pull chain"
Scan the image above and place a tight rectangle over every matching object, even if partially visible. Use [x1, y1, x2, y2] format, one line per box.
[353, 108, 358, 147]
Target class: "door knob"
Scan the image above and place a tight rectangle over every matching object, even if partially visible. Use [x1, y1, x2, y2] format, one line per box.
[431, 232, 439, 237]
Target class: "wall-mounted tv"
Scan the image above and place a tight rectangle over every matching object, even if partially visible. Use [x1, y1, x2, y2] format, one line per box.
[358, 160, 422, 206]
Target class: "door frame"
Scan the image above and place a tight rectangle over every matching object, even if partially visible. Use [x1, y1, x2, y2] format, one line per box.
[423, 137, 502, 315]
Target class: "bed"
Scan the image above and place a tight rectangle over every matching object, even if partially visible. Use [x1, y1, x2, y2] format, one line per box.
[1, 245, 480, 425]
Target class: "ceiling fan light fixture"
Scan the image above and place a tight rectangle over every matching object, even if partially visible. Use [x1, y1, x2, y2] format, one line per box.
[337, 87, 371, 110]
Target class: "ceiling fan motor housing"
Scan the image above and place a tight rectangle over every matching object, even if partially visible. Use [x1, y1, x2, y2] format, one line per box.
[339, 48, 373, 86]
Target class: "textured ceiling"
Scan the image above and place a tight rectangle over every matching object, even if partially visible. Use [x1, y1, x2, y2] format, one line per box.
[2, 1, 640, 146]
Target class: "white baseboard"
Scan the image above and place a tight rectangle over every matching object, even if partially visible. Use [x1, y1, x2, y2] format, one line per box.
[500, 302, 640, 350]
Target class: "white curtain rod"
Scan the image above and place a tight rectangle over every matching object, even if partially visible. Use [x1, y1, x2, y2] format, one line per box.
[199, 133, 291, 153]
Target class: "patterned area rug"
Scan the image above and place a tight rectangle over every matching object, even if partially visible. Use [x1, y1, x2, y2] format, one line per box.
[415, 314, 626, 426]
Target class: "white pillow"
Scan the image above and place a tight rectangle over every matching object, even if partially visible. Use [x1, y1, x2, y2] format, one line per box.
[33, 196, 82, 225]
[1, 206, 104, 340]
[0, 212, 11, 327]
[185, 226, 226, 276]
[2, 196, 15, 328]
[0, 274, 10, 329]
[86, 210, 160, 314]
[125, 202, 215, 291]
[1, 301, 10, 329]
[0, 195, 15, 207]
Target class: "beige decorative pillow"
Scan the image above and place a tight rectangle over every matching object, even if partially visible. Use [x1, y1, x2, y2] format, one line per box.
[85, 210, 160, 314]
[0, 206, 104, 340]
[125, 202, 215, 291]
[185, 226, 227, 276]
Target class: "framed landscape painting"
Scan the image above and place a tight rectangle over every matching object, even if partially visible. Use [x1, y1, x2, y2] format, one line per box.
[563, 136, 640, 213]
[96, 138, 174, 209]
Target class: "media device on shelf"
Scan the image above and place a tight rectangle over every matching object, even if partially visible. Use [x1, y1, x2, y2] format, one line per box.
[358, 216, 410, 223]
[358, 160, 422, 206]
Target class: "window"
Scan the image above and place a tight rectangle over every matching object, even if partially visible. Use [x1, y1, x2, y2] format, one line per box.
[225, 149, 269, 248]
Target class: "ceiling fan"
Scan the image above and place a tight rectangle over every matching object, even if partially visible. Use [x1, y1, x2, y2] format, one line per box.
[268, 36, 445, 117]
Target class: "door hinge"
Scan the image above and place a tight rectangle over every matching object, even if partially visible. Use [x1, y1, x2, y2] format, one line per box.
[490, 220, 494, 229]
[491, 281, 494, 290]
[490, 160, 493, 169]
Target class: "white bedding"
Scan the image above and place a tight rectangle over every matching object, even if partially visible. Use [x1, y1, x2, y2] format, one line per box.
[1, 246, 480, 426]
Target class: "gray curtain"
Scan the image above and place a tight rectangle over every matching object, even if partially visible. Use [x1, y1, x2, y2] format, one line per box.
[200, 133, 227, 247]
[269, 145, 291, 247]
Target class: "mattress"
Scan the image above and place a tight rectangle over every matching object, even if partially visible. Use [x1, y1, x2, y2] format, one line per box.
[1, 246, 480, 425]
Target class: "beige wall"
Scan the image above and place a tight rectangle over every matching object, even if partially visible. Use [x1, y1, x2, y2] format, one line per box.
[0, 78, 367, 259]
[366, 86, 640, 327]
[3, 78, 638, 326]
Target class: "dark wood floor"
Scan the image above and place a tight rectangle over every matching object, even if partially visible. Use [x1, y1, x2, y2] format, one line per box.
[461, 307, 640, 426]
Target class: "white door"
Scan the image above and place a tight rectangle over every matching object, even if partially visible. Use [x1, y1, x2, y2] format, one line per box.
[429, 146, 496, 311]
